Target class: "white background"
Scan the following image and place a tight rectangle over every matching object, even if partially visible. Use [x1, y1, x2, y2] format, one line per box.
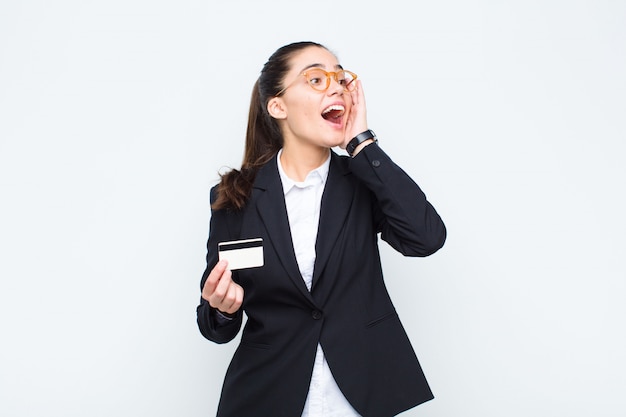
[1, 1, 625, 416]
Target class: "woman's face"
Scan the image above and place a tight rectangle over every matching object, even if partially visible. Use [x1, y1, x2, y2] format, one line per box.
[271, 46, 353, 150]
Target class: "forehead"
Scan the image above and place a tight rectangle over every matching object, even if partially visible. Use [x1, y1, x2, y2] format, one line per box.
[288, 46, 341, 73]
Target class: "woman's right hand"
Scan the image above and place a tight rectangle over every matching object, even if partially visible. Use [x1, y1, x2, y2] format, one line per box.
[201, 260, 244, 315]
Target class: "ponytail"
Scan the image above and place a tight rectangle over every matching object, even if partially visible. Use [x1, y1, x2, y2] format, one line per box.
[211, 79, 282, 210]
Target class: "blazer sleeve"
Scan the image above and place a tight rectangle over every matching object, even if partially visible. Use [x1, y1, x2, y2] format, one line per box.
[196, 186, 243, 344]
[348, 143, 446, 257]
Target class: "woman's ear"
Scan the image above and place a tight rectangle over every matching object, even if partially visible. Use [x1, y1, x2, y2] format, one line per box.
[267, 97, 287, 120]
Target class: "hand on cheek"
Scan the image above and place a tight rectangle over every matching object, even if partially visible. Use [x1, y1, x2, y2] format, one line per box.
[345, 80, 368, 146]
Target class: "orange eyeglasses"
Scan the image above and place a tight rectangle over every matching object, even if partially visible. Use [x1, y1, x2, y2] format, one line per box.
[275, 68, 358, 97]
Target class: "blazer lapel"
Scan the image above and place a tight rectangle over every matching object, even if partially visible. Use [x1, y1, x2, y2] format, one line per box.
[253, 156, 314, 303]
[312, 152, 354, 289]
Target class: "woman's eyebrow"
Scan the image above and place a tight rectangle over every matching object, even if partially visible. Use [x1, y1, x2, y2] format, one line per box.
[298, 63, 344, 72]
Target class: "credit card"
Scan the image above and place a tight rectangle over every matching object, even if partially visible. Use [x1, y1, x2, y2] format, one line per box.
[218, 238, 264, 270]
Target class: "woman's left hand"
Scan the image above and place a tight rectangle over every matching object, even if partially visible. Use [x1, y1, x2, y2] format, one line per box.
[343, 79, 369, 148]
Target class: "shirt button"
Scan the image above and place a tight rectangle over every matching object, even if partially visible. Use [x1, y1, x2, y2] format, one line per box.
[372, 160, 381, 167]
[311, 310, 323, 320]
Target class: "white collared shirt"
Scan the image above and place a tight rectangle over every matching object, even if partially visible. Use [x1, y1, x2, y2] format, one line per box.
[277, 150, 361, 417]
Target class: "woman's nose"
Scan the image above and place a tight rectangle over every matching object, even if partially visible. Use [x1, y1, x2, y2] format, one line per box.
[327, 75, 344, 95]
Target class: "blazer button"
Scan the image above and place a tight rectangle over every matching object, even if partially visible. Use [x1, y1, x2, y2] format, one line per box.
[311, 310, 323, 320]
[372, 160, 381, 167]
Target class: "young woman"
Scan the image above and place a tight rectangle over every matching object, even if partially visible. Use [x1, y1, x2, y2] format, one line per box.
[197, 41, 446, 417]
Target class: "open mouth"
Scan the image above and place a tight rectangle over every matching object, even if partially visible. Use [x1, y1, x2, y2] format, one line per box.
[321, 105, 345, 124]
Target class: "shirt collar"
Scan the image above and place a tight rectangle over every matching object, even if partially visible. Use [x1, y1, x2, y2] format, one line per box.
[276, 149, 331, 196]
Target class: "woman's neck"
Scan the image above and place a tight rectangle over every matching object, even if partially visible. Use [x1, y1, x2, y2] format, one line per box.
[279, 143, 330, 182]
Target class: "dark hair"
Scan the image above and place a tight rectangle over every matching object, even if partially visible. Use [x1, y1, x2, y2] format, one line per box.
[211, 41, 326, 210]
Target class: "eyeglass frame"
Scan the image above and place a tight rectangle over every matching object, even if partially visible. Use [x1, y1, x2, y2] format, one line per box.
[274, 68, 358, 97]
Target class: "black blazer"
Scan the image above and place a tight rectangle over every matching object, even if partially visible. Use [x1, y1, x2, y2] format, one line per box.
[197, 144, 446, 417]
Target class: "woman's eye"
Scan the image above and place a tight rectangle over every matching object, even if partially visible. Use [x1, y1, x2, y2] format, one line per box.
[309, 77, 322, 85]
